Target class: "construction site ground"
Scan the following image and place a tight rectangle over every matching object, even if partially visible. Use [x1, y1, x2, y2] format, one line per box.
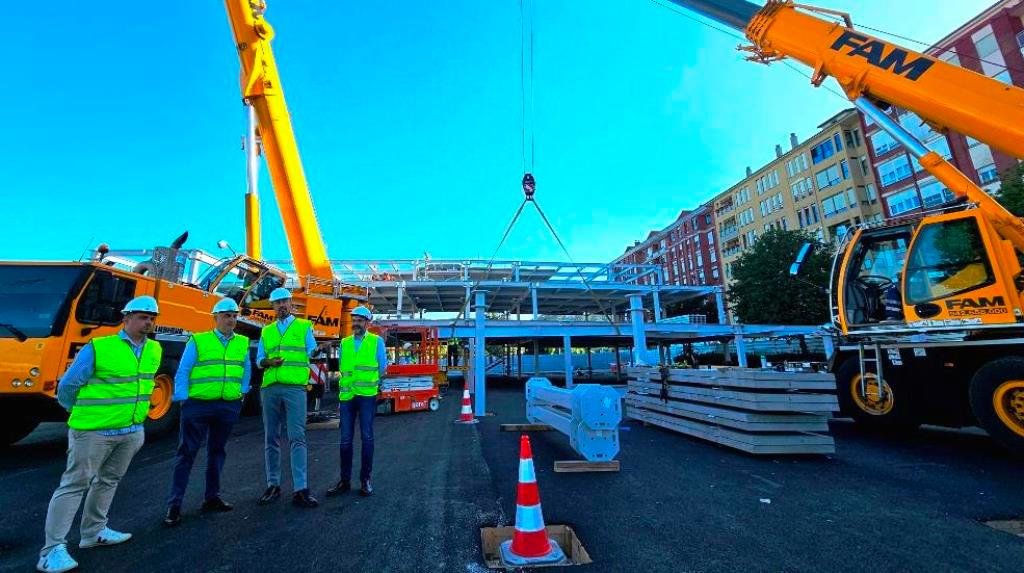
[1, 377, 1022, 573]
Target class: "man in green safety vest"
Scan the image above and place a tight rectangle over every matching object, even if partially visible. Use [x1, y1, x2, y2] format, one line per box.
[36, 296, 161, 573]
[326, 305, 387, 498]
[163, 297, 251, 527]
[256, 287, 319, 508]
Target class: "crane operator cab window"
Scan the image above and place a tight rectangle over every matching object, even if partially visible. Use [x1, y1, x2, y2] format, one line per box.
[904, 217, 995, 304]
[200, 258, 285, 306]
[844, 230, 910, 325]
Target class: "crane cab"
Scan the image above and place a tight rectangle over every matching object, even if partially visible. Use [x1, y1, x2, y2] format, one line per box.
[834, 211, 1024, 336]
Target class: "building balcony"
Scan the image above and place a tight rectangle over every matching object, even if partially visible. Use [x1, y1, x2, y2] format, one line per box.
[719, 226, 739, 239]
[715, 203, 736, 216]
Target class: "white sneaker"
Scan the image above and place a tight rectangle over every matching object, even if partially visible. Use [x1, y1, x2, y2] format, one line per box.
[36, 544, 79, 573]
[79, 527, 132, 549]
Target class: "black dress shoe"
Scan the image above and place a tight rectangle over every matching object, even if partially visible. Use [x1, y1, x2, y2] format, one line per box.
[360, 480, 374, 497]
[292, 488, 319, 508]
[201, 497, 234, 513]
[163, 505, 182, 527]
[258, 485, 282, 505]
[326, 480, 351, 497]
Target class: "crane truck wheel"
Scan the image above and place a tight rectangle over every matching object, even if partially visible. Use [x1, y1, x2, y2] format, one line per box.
[0, 416, 40, 447]
[968, 357, 1024, 456]
[835, 357, 919, 432]
[144, 362, 180, 438]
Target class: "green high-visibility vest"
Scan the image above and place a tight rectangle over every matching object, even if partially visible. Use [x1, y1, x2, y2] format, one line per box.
[68, 334, 162, 431]
[260, 318, 312, 387]
[189, 330, 249, 401]
[339, 332, 381, 401]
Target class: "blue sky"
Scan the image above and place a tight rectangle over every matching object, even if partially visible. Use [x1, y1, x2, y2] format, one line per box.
[1, 1, 991, 265]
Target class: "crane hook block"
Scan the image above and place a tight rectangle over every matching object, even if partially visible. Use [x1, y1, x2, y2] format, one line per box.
[522, 173, 536, 200]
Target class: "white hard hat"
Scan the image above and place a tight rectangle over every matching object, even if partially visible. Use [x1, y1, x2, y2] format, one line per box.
[212, 298, 240, 314]
[352, 306, 373, 320]
[122, 295, 159, 315]
[269, 287, 292, 302]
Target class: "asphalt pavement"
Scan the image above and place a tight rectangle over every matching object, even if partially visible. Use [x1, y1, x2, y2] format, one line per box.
[1, 378, 1022, 572]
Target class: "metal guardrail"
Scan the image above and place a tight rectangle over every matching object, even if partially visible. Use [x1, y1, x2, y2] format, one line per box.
[525, 377, 622, 462]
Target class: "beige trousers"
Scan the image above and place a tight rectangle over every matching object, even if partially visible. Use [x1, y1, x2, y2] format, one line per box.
[40, 428, 145, 556]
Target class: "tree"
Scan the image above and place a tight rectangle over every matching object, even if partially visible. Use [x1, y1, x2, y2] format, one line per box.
[995, 162, 1024, 216]
[727, 229, 833, 325]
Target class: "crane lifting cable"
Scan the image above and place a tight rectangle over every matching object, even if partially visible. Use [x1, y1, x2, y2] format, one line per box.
[446, 0, 622, 339]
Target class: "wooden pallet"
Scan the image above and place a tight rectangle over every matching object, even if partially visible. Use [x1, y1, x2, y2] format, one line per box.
[499, 423, 555, 432]
[627, 366, 838, 455]
[553, 460, 620, 473]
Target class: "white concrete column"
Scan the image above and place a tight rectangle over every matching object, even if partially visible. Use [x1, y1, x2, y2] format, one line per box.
[474, 290, 487, 416]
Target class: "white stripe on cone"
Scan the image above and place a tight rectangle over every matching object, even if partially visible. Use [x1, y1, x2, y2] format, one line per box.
[514, 504, 546, 533]
[518, 459, 536, 484]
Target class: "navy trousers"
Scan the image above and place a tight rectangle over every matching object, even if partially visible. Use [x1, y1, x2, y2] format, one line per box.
[339, 395, 377, 482]
[167, 399, 241, 507]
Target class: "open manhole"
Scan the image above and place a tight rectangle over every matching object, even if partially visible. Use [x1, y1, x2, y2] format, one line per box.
[983, 520, 1024, 539]
[480, 525, 592, 569]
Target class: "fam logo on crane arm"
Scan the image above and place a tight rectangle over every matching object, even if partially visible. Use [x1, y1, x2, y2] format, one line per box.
[830, 31, 935, 81]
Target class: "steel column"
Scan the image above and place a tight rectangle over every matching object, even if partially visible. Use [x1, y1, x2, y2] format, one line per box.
[564, 335, 574, 388]
[474, 290, 487, 416]
[628, 294, 649, 365]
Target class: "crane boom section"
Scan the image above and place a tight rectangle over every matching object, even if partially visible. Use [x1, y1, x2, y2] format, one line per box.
[224, 0, 333, 285]
[668, 0, 1024, 160]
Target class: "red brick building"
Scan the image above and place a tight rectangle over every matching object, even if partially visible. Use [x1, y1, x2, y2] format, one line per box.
[864, 0, 1023, 217]
[614, 203, 722, 287]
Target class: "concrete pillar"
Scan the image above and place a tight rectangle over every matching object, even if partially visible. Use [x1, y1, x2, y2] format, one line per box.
[652, 288, 662, 322]
[735, 331, 748, 368]
[517, 345, 523, 378]
[628, 294, 649, 365]
[822, 334, 836, 359]
[464, 285, 471, 317]
[715, 288, 728, 324]
[563, 335, 574, 388]
[396, 282, 405, 318]
[474, 290, 487, 416]
[586, 346, 593, 379]
[531, 283, 539, 318]
[533, 340, 540, 376]
[614, 343, 622, 382]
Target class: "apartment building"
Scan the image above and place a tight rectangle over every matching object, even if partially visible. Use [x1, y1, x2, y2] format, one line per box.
[715, 109, 885, 282]
[615, 204, 722, 287]
[863, 0, 1024, 217]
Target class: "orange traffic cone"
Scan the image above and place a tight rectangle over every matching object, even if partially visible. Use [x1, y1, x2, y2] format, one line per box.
[499, 435, 566, 566]
[454, 387, 478, 424]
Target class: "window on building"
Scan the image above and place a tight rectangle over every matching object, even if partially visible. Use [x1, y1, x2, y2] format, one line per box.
[844, 129, 862, 148]
[846, 187, 859, 207]
[798, 210, 806, 228]
[841, 160, 850, 180]
[978, 163, 999, 184]
[899, 112, 932, 141]
[760, 199, 770, 217]
[918, 178, 955, 208]
[706, 231, 713, 245]
[815, 165, 842, 189]
[710, 247, 717, 263]
[811, 139, 837, 164]
[822, 192, 849, 217]
[860, 155, 870, 177]
[878, 155, 913, 186]
[773, 193, 783, 210]
[834, 133, 844, 152]
[886, 187, 922, 216]
[781, 217, 788, 231]
[870, 130, 899, 155]
[811, 205, 819, 223]
[940, 49, 960, 67]
[865, 183, 877, 202]
[704, 214, 712, 225]
[712, 268, 720, 279]
[927, 137, 952, 160]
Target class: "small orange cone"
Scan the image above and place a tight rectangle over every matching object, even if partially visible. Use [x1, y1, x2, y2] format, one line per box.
[454, 387, 478, 424]
[499, 435, 566, 566]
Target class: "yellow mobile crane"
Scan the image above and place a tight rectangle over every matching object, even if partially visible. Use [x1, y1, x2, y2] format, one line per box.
[671, 0, 1024, 453]
[0, 1, 360, 445]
